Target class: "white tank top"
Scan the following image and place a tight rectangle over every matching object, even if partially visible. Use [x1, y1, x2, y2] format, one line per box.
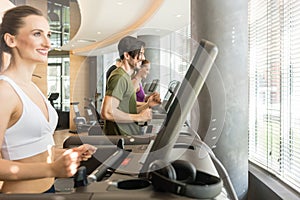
[0, 75, 58, 160]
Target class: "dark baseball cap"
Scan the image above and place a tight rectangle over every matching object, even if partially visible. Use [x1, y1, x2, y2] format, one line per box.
[118, 36, 145, 57]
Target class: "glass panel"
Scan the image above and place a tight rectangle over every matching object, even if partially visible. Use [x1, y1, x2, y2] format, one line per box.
[47, 57, 70, 112]
[48, 1, 70, 49]
[62, 60, 70, 111]
[47, 64, 61, 110]
[47, 1, 70, 112]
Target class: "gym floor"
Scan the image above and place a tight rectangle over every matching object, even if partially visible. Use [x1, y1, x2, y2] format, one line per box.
[53, 129, 79, 148]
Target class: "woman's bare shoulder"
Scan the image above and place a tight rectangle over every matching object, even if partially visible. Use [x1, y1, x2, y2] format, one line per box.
[0, 80, 18, 103]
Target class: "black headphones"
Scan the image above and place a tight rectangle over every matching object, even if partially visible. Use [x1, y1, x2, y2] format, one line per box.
[148, 159, 223, 199]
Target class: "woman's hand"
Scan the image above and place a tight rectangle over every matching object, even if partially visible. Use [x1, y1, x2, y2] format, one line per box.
[147, 92, 161, 108]
[50, 144, 97, 177]
[50, 149, 81, 177]
[72, 144, 97, 161]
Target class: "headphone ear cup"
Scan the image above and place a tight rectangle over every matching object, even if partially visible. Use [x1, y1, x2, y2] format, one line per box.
[171, 160, 196, 183]
[149, 160, 177, 180]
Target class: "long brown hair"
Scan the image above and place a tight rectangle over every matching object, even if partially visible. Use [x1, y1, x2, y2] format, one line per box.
[0, 5, 43, 69]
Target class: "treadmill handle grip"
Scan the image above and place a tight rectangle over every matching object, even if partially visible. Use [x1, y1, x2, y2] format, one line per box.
[87, 149, 124, 182]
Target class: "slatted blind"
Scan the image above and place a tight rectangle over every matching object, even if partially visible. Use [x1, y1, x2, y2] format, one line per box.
[248, 0, 300, 191]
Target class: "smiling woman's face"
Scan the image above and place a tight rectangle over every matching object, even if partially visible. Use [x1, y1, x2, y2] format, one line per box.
[12, 15, 51, 64]
[140, 64, 151, 79]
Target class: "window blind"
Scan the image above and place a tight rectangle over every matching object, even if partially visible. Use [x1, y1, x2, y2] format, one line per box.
[249, 0, 300, 191]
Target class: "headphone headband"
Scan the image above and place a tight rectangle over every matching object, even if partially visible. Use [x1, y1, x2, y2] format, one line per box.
[148, 160, 223, 199]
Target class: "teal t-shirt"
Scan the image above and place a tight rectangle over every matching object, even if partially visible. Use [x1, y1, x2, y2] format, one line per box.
[104, 67, 140, 135]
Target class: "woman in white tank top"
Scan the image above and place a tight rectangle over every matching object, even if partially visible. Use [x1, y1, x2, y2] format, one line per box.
[0, 5, 96, 193]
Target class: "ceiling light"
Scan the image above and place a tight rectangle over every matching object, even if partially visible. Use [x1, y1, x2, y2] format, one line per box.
[176, 14, 182, 18]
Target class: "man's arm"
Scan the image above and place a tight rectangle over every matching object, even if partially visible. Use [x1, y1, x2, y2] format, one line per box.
[136, 101, 150, 113]
[101, 95, 151, 123]
[136, 92, 161, 113]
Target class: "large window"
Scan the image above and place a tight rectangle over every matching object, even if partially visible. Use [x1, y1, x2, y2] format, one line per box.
[159, 26, 191, 96]
[48, 57, 70, 111]
[47, 0, 71, 111]
[248, 0, 300, 191]
[48, 1, 70, 49]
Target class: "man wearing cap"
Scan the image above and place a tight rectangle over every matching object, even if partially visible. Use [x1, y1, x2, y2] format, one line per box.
[101, 36, 160, 135]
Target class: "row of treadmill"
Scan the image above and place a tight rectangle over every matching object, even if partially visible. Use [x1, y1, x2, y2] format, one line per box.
[0, 39, 238, 200]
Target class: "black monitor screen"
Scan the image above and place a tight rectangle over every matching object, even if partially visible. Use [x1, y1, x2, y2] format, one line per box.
[141, 39, 218, 172]
[148, 79, 159, 93]
[163, 80, 181, 113]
